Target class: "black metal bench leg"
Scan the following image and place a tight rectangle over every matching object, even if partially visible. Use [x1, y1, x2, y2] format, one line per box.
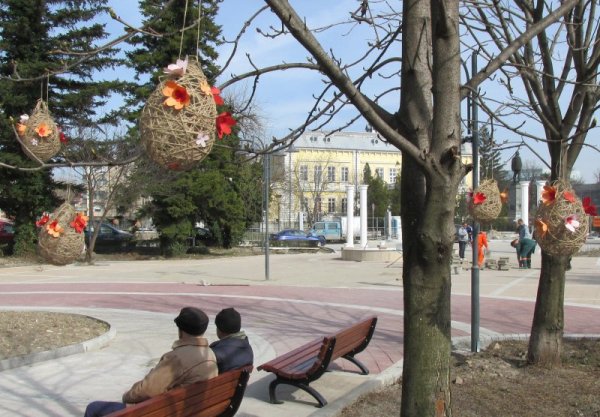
[343, 354, 369, 375]
[268, 378, 328, 408]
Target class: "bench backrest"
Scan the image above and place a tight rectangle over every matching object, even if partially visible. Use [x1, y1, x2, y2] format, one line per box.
[106, 366, 252, 417]
[330, 316, 377, 361]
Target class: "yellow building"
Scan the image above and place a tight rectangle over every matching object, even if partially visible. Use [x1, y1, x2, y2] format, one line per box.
[271, 130, 474, 228]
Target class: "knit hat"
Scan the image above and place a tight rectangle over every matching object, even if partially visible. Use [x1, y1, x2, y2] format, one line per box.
[215, 308, 241, 334]
[174, 307, 209, 336]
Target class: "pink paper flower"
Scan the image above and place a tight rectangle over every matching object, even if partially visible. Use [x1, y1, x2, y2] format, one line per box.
[564, 215, 580, 233]
[163, 56, 188, 76]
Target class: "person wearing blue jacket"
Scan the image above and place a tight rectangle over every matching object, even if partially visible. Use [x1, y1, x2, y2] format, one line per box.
[210, 308, 254, 373]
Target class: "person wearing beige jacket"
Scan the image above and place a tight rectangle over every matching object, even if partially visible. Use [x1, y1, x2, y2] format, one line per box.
[84, 307, 218, 417]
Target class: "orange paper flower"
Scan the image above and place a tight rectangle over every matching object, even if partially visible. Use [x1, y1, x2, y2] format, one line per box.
[70, 213, 89, 233]
[500, 188, 509, 204]
[473, 192, 486, 205]
[541, 185, 556, 205]
[583, 197, 598, 216]
[199, 80, 212, 96]
[162, 80, 190, 110]
[535, 219, 548, 239]
[563, 190, 575, 203]
[36, 213, 50, 227]
[216, 112, 236, 139]
[46, 220, 64, 238]
[16, 123, 26, 136]
[35, 122, 52, 138]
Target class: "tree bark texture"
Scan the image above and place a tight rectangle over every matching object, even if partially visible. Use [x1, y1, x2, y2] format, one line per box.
[527, 248, 568, 366]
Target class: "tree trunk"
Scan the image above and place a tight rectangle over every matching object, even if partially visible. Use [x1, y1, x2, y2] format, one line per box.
[527, 250, 568, 366]
[401, 160, 455, 417]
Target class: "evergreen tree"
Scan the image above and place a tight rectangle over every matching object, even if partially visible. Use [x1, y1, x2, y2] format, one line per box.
[479, 127, 509, 186]
[0, 0, 121, 254]
[363, 163, 390, 218]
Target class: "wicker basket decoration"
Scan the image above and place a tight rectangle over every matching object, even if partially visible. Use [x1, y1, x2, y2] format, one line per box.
[534, 181, 589, 256]
[37, 203, 87, 266]
[19, 100, 61, 162]
[139, 57, 219, 170]
[469, 179, 502, 222]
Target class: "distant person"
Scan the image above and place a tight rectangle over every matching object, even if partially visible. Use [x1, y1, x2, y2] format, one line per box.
[511, 238, 537, 268]
[210, 308, 254, 373]
[516, 218, 531, 240]
[465, 223, 473, 245]
[457, 224, 469, 259]
[84, 307, 218, 417]
[477, 231, 489, 268]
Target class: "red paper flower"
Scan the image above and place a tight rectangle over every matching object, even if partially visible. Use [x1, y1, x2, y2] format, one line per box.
[563, 190, 576, 203]
[70, 213, 89, 233]
[216, 112, 236, 139]
[583, 197, 598, 216]
[211, 86, 224, 106]
[473, 192, 486, 205]
[162, 80, 190, 110]
[46, 220, 64, 238]
[541, 185, 556, 205]
[535, 219, 548, 239]
[36, 213, 50, 228]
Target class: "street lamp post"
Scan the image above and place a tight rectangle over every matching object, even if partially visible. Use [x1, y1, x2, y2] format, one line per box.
[263, 154, 271, 281]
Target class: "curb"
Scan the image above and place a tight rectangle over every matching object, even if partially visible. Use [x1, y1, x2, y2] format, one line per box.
[0, 320, 116, 372]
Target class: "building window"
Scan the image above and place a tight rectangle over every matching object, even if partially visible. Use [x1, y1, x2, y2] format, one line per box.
[389, 168, 397, 184]
[327, 166, 336, 182]
[314, 165, 322, 183]
[341, 166, 349, 182]
[328, 198, 336, 213]
[299, 165, 308, 181]
[342, 198, 347, 213]
[376, 168, 384, 178]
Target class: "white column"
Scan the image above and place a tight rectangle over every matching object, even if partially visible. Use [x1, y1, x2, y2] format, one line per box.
[515, 183, 522, 222]
[345, 185, 355, 248]
[298, 212, 304, 231]
[359, 185, 369, 248]
[536, 180, 546, 207]
[520, 180, 530, 226]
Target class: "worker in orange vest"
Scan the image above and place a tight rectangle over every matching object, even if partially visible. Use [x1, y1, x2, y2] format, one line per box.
[477, 231, 489, 268]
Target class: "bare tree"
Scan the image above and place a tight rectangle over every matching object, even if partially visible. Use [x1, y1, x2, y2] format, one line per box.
[466, 0, 600, 365]
[218, 0, 578, 414]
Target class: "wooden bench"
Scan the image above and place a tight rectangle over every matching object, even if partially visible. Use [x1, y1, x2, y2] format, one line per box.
[257, 316, 377, 407]
[105, 366, 252, 417]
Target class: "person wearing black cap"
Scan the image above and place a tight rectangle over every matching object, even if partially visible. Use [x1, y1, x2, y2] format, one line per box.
[84, 307, 218, 417]
[210, 307, 254, 373]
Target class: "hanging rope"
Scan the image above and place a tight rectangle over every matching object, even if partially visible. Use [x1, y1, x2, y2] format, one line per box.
[196, 0, 203, 59]
[178, 0, 190, 59]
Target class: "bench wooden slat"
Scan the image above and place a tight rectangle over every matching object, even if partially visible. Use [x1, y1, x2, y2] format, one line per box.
[258, 316, 377, 408]
[106, 366, 252, 417]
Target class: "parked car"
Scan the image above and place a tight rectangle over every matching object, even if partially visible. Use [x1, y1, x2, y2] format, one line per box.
[0, 220, 15, 255]
[270, 229, 326, 247]
[84, 223, 135, 253]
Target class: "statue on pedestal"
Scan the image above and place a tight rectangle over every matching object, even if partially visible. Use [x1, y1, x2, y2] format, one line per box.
[511, 151, 522, 184]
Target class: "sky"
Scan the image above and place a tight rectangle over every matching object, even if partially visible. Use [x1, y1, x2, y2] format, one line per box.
[103, 0, 599, 183]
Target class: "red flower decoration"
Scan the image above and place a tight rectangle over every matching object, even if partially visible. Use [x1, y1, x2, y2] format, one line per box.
[211, 86, 224, 106]
[162, 80, 190, 110]
[36, 213, 50, 228]
[583, 196, 598, 216]
[541, 185, 556, 205]
[46, 220, 64, 238]
[70, 213, 89, 233]
[216, 112, 236, 139]
[563, 190, 576, 203]
[473, 192, 486, 205]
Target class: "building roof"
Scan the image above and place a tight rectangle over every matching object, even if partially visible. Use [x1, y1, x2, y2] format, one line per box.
[293, 130, 473, 156]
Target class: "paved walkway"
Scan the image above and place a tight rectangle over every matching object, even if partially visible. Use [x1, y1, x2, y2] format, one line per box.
[0, 239, 599, 417]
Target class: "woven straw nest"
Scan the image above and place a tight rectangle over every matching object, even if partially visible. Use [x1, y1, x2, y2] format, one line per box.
[20, 100, 61, 162]
[535, 181, 588, 256]
[139, 59, 217, 170]
[470, 179, 502, 222]
[37, 203, 85, 266]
